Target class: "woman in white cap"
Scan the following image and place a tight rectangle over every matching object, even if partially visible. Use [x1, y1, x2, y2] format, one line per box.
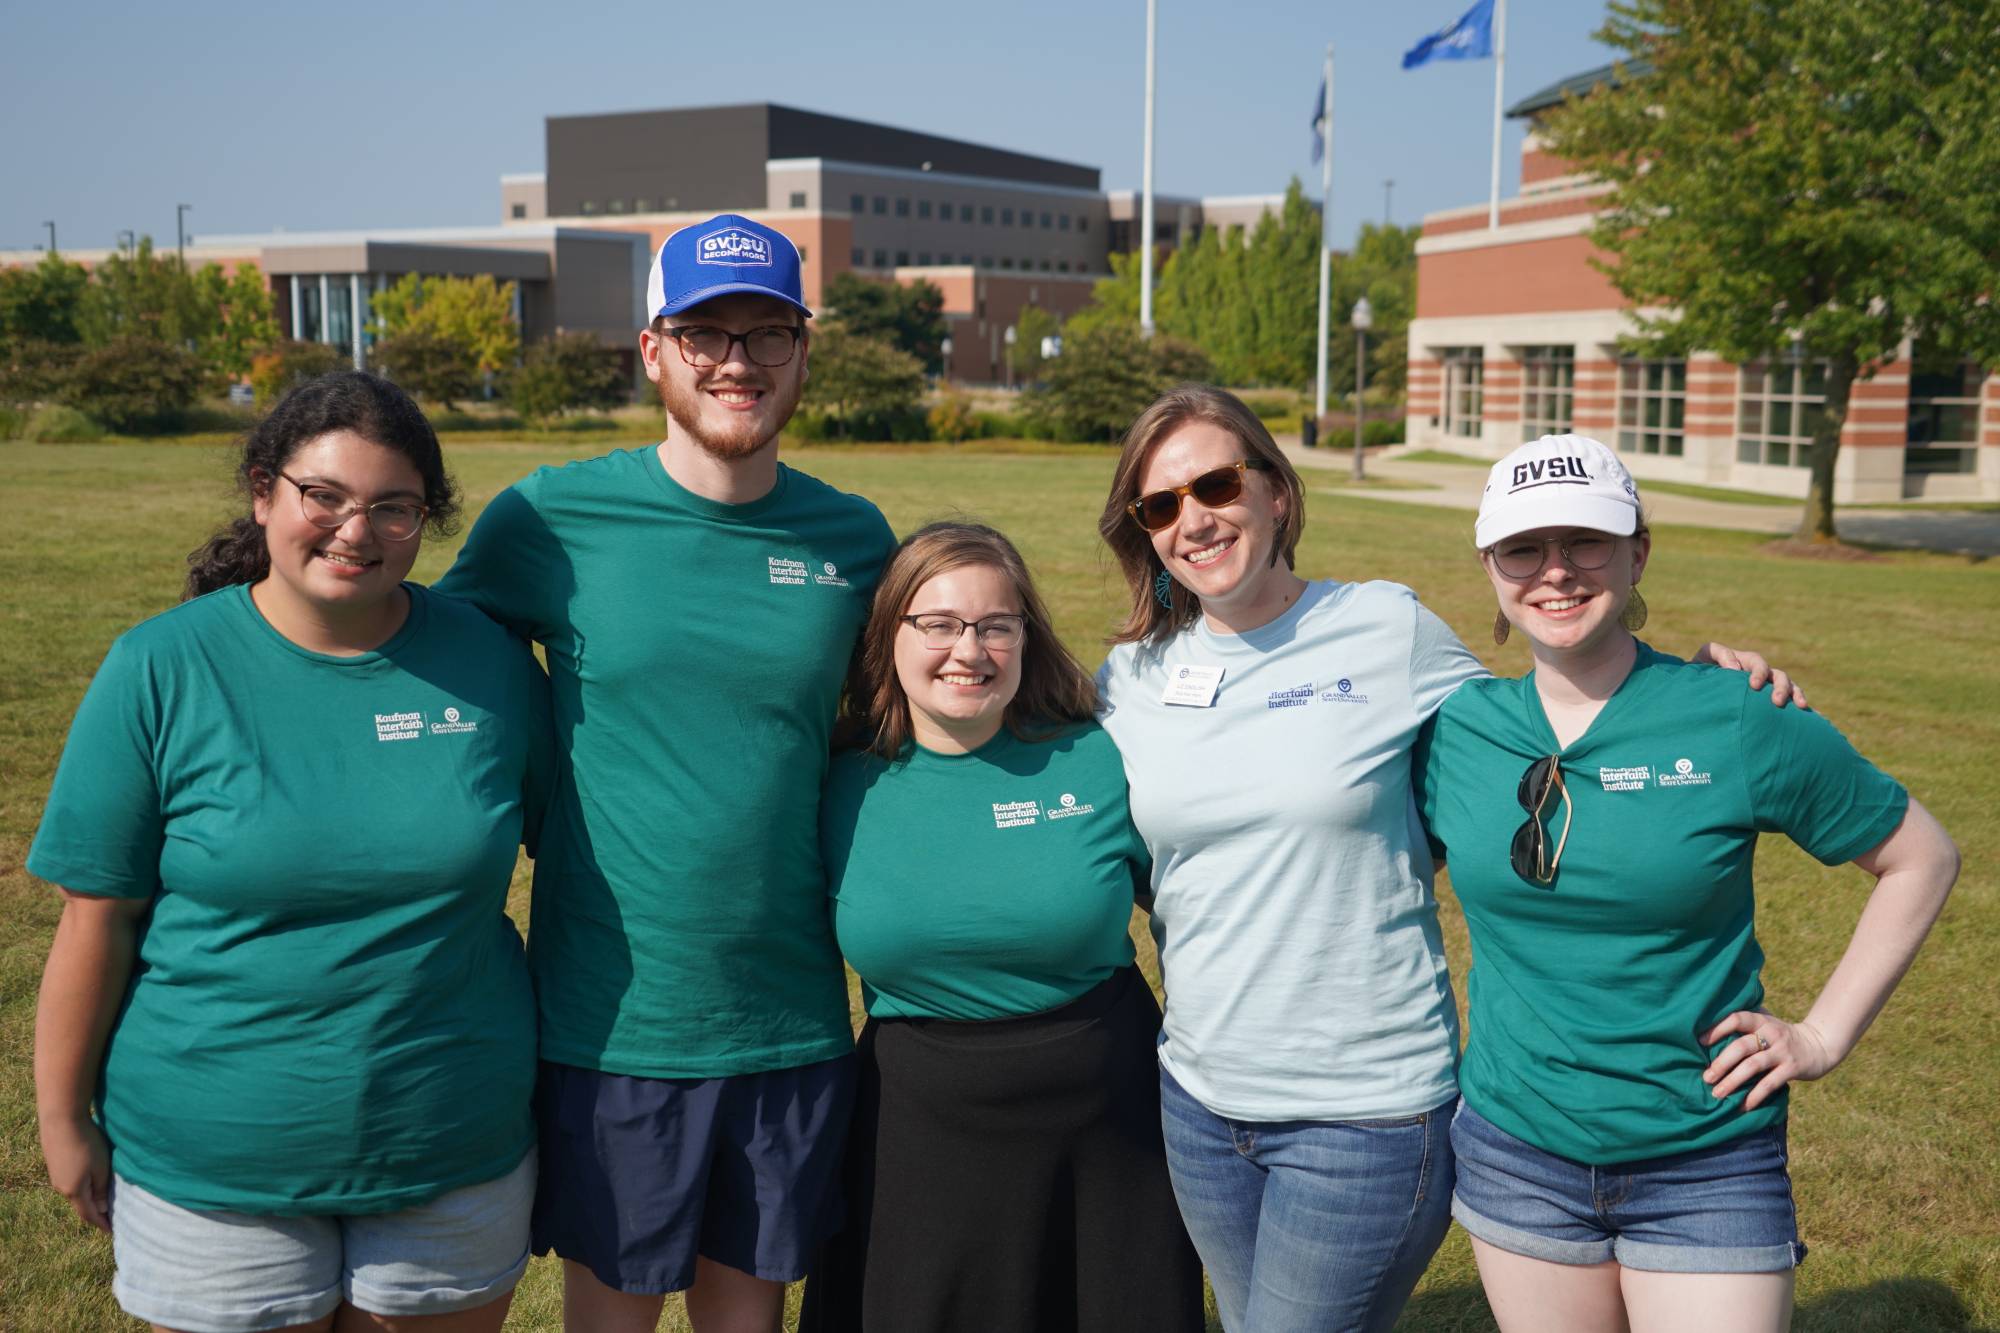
[1094, 388, 1793, 1333]
[1415, 433, 1959, 1332]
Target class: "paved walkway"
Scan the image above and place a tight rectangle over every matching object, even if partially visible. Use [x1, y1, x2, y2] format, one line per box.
[1277, 440, 1999, 558]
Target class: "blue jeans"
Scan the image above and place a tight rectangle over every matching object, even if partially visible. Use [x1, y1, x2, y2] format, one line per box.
[1159, 1066, 1453, 1333]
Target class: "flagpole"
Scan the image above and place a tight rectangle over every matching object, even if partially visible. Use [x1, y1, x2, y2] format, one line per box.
[1314, 43, 1333, 422]
[1139, 0, 1158, 338]
[1488, 0, 1506, 228]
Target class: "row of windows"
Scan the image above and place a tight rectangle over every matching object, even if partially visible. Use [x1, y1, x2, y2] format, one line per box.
[850, 248, 1080, 273]
[1436, 347, 1984, 476]
[848, 193, 1087, 232]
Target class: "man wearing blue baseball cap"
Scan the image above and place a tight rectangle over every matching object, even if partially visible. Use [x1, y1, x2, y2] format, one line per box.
[438, 213, 895, 1331]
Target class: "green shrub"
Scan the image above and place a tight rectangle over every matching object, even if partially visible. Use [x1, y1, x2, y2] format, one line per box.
[1315, 418, 1407, 450]
[0, 338, 80, 408]
[1031, 324, 1213, 442]
[249, 341, 348, 407]
[803, 330, 926, 439]
[0, 404, 25, 439]
[926, 389, 978, 442]
[1239, 391, 1298, 423]
[60, 335, 206, 433]
[24, 404, 105, 442]
[506, 331, 628, 423]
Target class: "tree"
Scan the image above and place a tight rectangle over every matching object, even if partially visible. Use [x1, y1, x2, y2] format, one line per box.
[802, 329, 925, 437]
[1541, 0, 2000, 541]
[1030, 323, 1212, 442]
[0, 252, 89, 348]
[507, 331, 628, 422]
[1007, 305, 1061, 383]
[250, 341, 348, 406]
[821, 273, 947, 372]
[1065, 251, 1147, 341]
[370, 274, 520, 379]
[209, 263, 282, 381]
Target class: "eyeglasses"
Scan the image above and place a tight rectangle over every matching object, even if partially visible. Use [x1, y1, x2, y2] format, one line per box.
[278, 473, 428, 542]
[1488, 532, 1617, 580]
[1511, 755, 1573, 886]
[657, 324, 803, 369]
[1126, 459, 1273, 532]
[899, 613, 1026, 651]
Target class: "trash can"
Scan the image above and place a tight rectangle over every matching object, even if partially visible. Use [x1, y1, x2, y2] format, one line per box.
[1301, 414, 1318, 449]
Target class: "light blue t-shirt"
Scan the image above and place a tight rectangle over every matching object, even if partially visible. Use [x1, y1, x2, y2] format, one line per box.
[1098, 580, 1486, 1121]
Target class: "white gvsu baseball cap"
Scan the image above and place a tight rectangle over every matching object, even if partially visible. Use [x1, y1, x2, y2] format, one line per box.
[1474, 434, 1644, 550]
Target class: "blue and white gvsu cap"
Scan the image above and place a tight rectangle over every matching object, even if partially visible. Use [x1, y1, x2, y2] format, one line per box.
[646, 213, 812, 321]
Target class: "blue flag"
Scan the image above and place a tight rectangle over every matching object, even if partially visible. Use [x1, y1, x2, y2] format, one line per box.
[1402, 0, 1495, 69]
[1310, 77, 1327, 164]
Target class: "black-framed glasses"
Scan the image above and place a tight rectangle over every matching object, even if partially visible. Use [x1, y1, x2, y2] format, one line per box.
[278, 472, 428, 542]
[1488, 532, 1617, 580]
[657, 324, 803, 369]
[899, 613, 1026, 651]
[1127, 459, 1272, 532]
[1511, 754, 1573, 886]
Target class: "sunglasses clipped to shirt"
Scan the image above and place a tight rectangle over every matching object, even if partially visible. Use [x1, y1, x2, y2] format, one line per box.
[1512, 755, 1573, 886]
[1127, 459, 1272, 532]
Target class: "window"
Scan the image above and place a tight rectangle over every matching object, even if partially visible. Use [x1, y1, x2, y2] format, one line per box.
[895, 250, 909, 265]
[789, 191, 807, 209]
[851, 193, 865, 214]
[1001, 208, 1014, 225]
[918, 200, 932, 219]
[580, 200, 598, 216]
[896, 198, 910, 217]
[917, 252, 932, 265]
[872, 249, 888, 267]
[1058, 213, 1071, 231]
[1000, 257, 1015, 269]
[1441, 348, 1484, 439]
[634, 198, 652, 213]
[851, 248, 865, 266]
[1038, 259, 1051, 271]
[1518, 346, 1575, 440]
[1040, 212, 1052, 228]
[1618, 358, 1687, 456]
[1906, 344, 1982, 474]
[981, 205, 994, 224]
[961, 254, 974, 266]
[797, 246, 808, 263]
[960, 204, 974, 222]
[1735, 357, 1818, 467]
[980, 255, 994, 268]
[1058, 261, 1070, 272]
[940, 200, 952, 219]
[873, 196, 887, 215]
[510, 203, 526, 220]
[609, 199, 629, 214]
[1079, 216, 1089, 233]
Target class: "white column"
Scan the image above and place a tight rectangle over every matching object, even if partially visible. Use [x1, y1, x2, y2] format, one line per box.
[289, 275, 302, 340]
[350, 274, 364, 367]
[319, 274, 331, 346]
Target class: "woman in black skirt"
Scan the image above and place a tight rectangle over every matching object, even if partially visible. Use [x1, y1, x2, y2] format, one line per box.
[800, 522, 1203, 1333]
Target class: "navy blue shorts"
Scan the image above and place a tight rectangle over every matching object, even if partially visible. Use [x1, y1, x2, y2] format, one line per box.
[531, 1055, 856, 1294]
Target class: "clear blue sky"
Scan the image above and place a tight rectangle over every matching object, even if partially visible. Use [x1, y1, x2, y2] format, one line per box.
[3, 0, 1617, 254]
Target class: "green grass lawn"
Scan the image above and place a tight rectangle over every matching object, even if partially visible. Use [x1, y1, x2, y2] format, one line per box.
[3, 439, 1996, 1331]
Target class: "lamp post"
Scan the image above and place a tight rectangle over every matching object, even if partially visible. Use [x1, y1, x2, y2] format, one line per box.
[1351, 296, 1373, 482]
[1003, 324, 1017, 390]
[940, 335, 953, 385]
[117, 230, 135, 256]
[43, 220, 56, 253]
[177, 204, 192, 267]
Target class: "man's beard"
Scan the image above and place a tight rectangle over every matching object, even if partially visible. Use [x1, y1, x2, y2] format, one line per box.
[656, 369, 804, 460]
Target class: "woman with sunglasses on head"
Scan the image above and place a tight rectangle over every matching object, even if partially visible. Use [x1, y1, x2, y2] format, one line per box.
[801, 521, 1203, 1333]
[31, 371, 550, 1333]
[1413, 434, 1957, 1333]
[1094, 387, 1794, 1333]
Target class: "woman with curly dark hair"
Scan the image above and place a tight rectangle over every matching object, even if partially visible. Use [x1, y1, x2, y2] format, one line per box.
[31, 371, 551, 1333]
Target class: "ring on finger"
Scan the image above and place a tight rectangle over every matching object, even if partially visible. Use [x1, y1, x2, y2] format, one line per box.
[1756, 1033, 1771, 1053]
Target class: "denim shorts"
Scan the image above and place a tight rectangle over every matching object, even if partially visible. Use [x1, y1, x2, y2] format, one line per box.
[1450, 1099, 1806, 1274]
[532, 1055, 855, 1294]
[109, 1150, 534, 1332]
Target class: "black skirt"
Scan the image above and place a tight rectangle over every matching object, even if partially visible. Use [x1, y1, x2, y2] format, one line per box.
[801, 966, 1205, 1333]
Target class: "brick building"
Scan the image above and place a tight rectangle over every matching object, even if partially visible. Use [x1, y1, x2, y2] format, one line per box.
[1404, 64, 1999, 501]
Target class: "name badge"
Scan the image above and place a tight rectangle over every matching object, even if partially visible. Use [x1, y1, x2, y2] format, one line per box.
[1160, 664, 1225, 708]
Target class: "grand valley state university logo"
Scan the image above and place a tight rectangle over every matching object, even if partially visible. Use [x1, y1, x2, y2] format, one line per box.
[698, 227, 772, 267]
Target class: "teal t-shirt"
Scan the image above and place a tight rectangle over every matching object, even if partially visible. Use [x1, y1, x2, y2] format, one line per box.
[26, 583, 549, 1214]
[1415, 644, 1908, 1165]
[435, 447, 896, 1077]
[824, 724, 1145, 1021]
